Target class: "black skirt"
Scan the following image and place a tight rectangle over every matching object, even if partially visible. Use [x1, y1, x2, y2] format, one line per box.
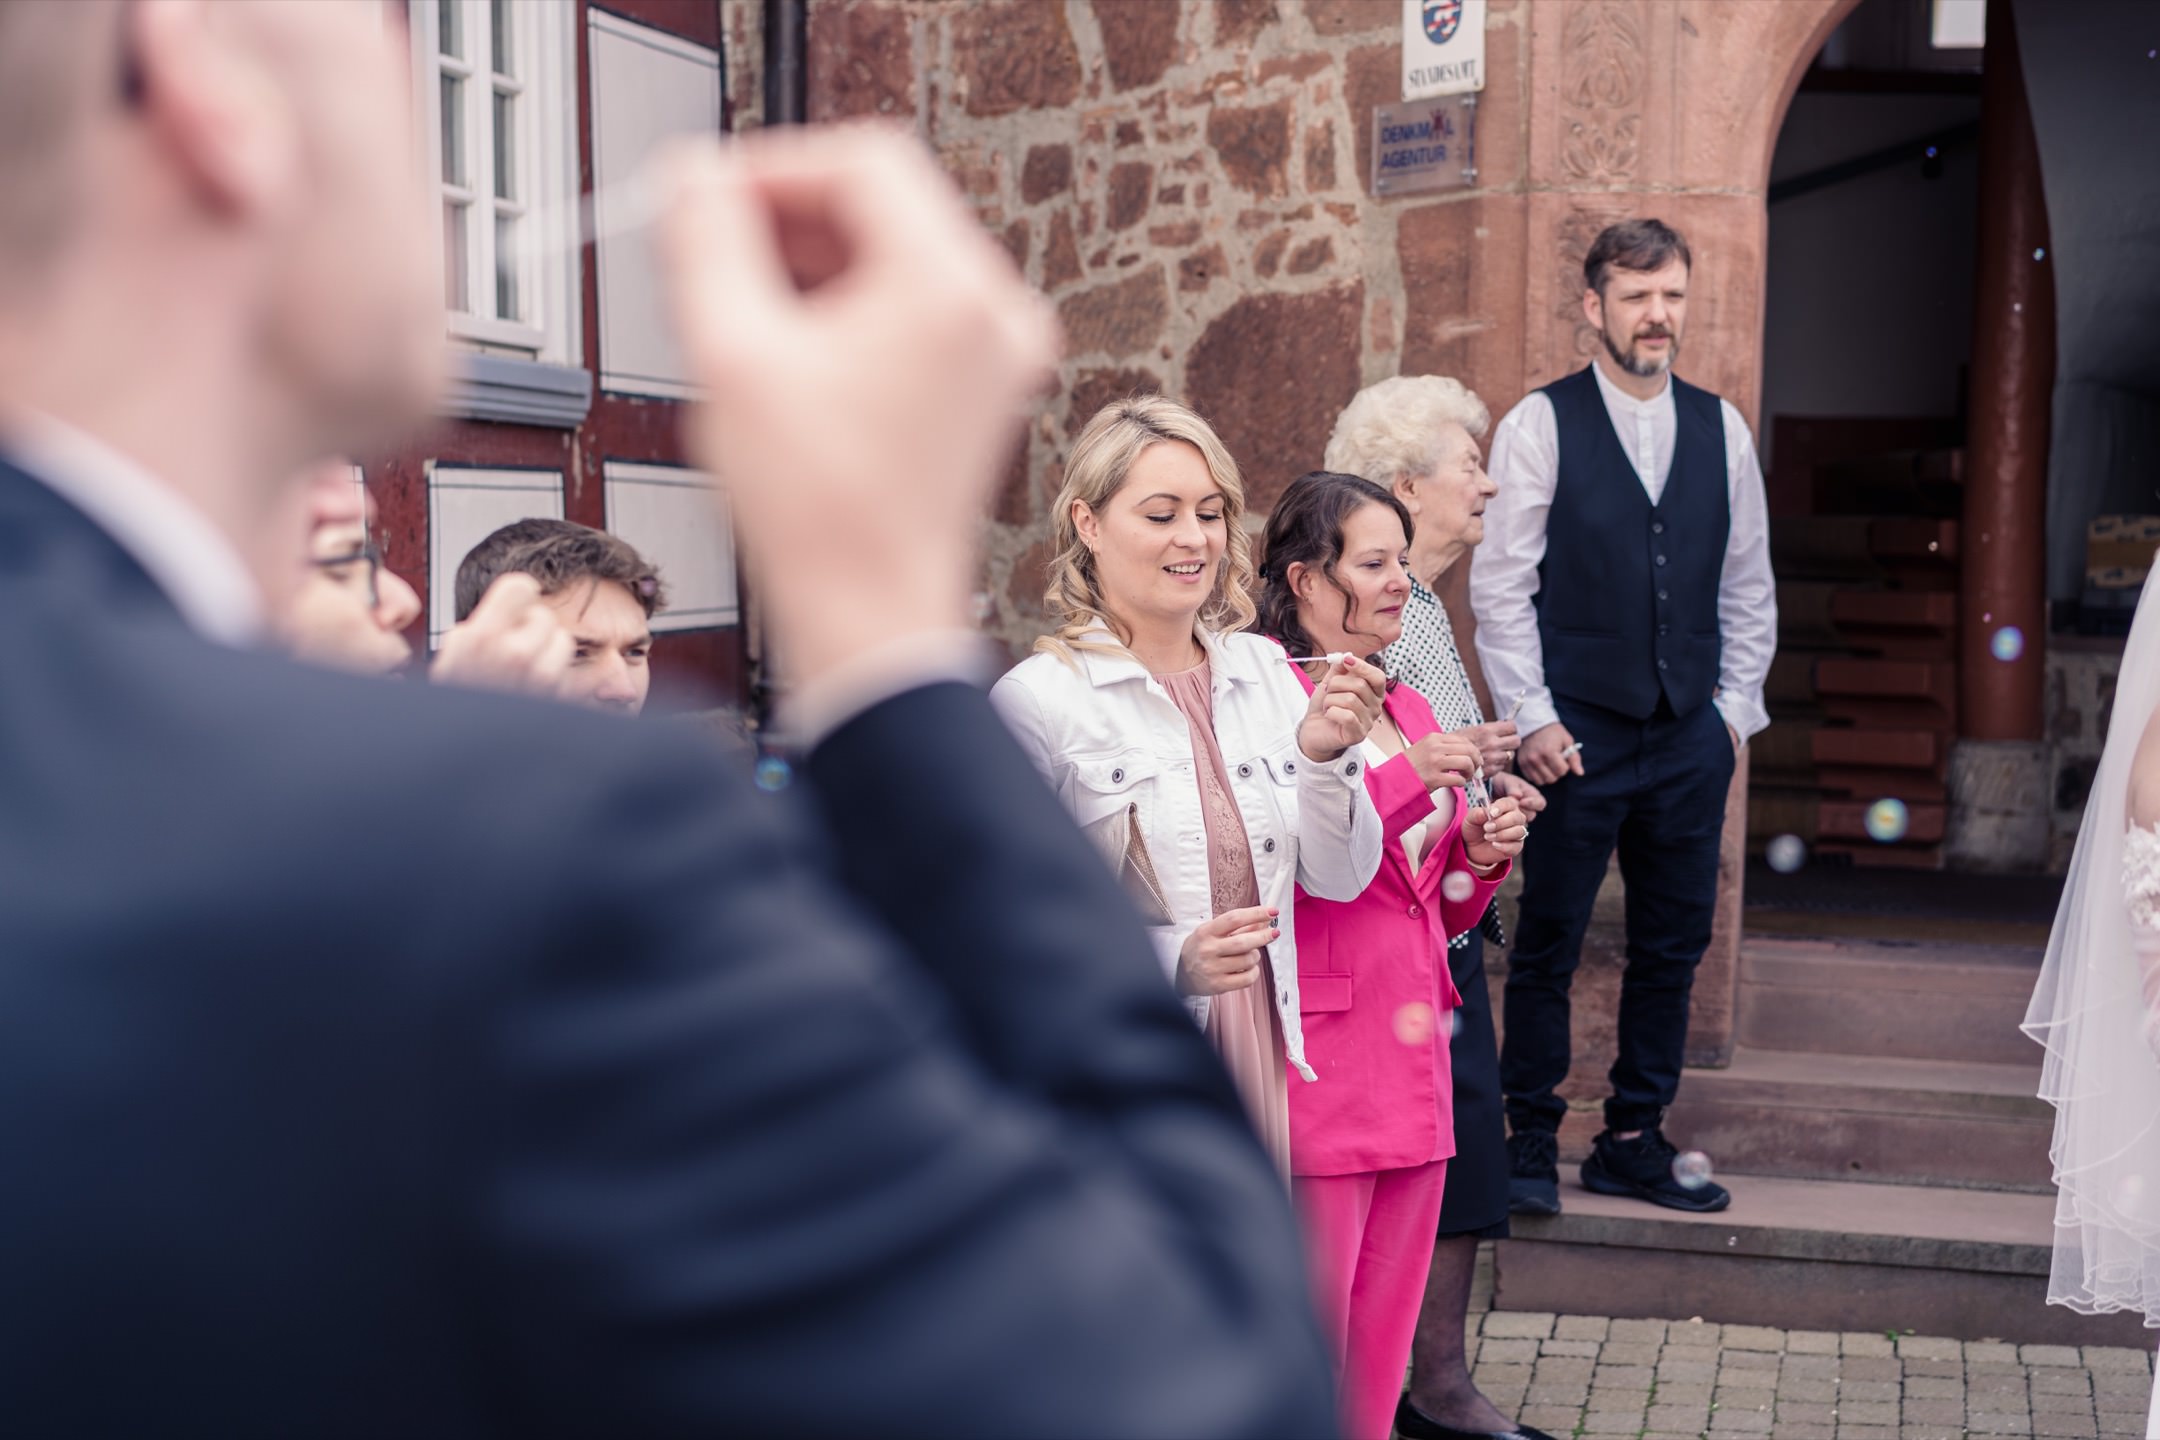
[1436, 924, 1511, 1238]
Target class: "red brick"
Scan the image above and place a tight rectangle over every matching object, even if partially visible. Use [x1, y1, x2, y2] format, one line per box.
[1147, 219, 1203, 247]
[1180, 243, 1227, 291]
[1207, 99, 1294, 197]
[1286, 235, 1335, 274]
[952, 2, 1082, 117]
[1020, 144, 1073, 205]
[1042, 209, 1084, 290]
[1254, 229, 1290, 277]
[1186, 284, 1366, 510]
[1107, 161, 1155, 231]
[1092, 0, 1182, 91]
[805, 2, 914, 122]
[1057, 266, 1171, 357]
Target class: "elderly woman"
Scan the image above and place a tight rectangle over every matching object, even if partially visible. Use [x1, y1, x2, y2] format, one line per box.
[1324, 376, 1553, 1440]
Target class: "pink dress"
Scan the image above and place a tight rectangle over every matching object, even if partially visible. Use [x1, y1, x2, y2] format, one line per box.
[1157, 661, 1291, 1177]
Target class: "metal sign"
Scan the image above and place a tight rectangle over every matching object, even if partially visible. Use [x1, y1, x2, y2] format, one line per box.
[1371, 95, 1477, 197]
[1402, 0, 1487, 100]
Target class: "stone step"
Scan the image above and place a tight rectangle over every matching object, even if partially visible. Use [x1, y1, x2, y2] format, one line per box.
[1664, 1048, 2054, 1192]
[1737, 937, 2043, 1065]
[1495, 1173, 2150, 1346]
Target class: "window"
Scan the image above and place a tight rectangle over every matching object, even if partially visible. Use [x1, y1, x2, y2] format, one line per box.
[589, 11, 722, 398]
[426, 465, 566, 643]
[603, 463, 740, 630]
[413, 0, 580, 365]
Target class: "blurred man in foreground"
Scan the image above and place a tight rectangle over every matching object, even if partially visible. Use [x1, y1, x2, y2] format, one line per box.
[455, 518, 663, 715]
[0, 2, 1334, 1435]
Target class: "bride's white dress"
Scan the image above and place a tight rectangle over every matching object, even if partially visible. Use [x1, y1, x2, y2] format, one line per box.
[2120, 825, 2160, 1435]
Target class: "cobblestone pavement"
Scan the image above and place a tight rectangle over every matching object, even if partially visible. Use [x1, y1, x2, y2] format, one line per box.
[1456, 1312, 2156, 1440]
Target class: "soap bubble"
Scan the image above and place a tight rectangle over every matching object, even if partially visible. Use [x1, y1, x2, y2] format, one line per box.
[1864, 797, 1910, 843]
[1672, 1151, 1715, 1190]
[1392, 1001, 1435, 1046]
[1765, 834, 1808, 874]
[2033, 247, 2047, 261]
[1440, 870, 1477, 904]
[1990, 625, 2025, 662]
[754, 756, 793, 793]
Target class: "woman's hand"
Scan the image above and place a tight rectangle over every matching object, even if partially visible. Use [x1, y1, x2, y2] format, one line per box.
[1451, 720, 1521, 777]
[1489, 770, 1547, 816]
[1177, 906, 1277, 997]
[1463, 796, 1528, 870]
[1296, 656, 1388, 762]
[1407, 733, 1482, 792]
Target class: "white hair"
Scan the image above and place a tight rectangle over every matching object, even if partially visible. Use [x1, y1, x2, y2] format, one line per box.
[1322, 375, 1491, 488]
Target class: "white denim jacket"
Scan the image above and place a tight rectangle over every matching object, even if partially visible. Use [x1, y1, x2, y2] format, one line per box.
[991, 627, 1383, 1082]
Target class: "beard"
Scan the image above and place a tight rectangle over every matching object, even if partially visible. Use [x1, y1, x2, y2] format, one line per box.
[1602, 322, 1677, 378]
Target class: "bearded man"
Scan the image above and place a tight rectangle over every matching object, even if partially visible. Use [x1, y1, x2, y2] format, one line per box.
[1470, 218, 1777, 1218]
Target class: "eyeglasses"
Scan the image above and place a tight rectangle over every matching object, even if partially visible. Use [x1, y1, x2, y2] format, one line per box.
[310, 541, 384, 610]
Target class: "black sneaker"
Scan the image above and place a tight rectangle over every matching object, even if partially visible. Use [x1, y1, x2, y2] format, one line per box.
[1506, 1130, 1561, 1217]
[1580, 1126, 1732, 1213]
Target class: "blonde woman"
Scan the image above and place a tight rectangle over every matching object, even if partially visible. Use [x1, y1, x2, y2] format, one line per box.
[992, 396, 1389, 1172]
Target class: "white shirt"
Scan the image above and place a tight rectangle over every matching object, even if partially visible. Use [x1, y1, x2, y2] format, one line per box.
[991, 628, 1384, 1083]
[1469, 364, 1778, 742]
[6, 413, 265, 649]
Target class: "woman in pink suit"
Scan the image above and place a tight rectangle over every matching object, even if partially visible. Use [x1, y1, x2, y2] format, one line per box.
[1256, 471, 1530, 1440]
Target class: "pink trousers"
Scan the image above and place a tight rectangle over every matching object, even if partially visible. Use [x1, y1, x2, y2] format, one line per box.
[1293, 1159, 1450, 1440]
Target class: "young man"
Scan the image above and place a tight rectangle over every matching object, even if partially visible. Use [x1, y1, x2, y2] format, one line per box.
[0, 3, 1331, 1434]
[456, 519, 663, 716]
[1471, 219, 1778, 1217]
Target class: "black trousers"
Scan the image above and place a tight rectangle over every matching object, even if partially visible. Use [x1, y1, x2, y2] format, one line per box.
[1500, 695, 1735, 1137]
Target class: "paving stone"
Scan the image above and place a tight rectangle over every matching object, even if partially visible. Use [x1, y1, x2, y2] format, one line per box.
[1770, 1427, 1836, 1440]
[2035, 1368, 2096, 1395]
[1609, 1318, 1669, 1345]
[1838, 1358, 1902, 1383]
[1724, 1351, 1784, 1374]
[1655, 1383, 1715, 1408]
[1711, 1407, 1775, 1434]
[1899, 1427, 1964, 1440]
[1968, 1408, 2036, 1433]
[1775, 1378, 1840, 1404]
[2035, 1389, 2099, 1415]
[1715, 1385, 1778, 1411]
[1540, 1338, 1601, 1359]
[1648, 1432, 1711, 1440]
[1660, 1359, 1718, 1385]
[1524, 1381, 1589, 1406]
[1785, 1330, 1842, 1356]
[1902, 1374, 1964, 1399]
[1472, 1362, 1534, 1389]
[1516, 1406, 1583, 1432]
[2097, 1409, 2148, 1436]
[1783, 1355, 1840, 1379]
[1965, 1341, 2021, 1365]
[1595, 1364, 1653, 1388]
[1478, 1337, 1541, 1365]
[2094, 1370, 2152, 1398]
[2032, 1412, 2100, 1438]
[1841, 1333, 1896, 1358]
[1675, 1321, 1725, 1345]
[1967, 1369, 2030, 1395]
[1968, 1360, 2029, 1379]
[1600, 1341, 1662, 1367]
[1719, 1325, 1785, 1352]
[1832, 1426, 1897, 1440]
[1836, 1401, 1899, 1427]
[1534, 1357, 1595, 1383]
[1580, 1410, 1646, 1435]
[1484, 1311, 1557, 1339]
[1900, 1357, 1963, 1379]
[1896, 1334, 1963, 1362]
[2026, 1344, 2089, 1368]
[1648, 1403, 1711, 1431]
[1555, 1314, 1610, 1341]
[1776, 1401, 1838, 1425]
[1900, 1397, 1965, 1425]
[1838, 1381, 1900, 1404]
[2085, 1346, 2154, 1374]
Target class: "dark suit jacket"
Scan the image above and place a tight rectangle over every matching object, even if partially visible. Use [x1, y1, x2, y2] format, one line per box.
[0, 458, 1335, 1438]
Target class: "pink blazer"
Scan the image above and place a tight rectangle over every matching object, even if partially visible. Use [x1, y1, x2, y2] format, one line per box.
[1284, 678, 1508, 1177]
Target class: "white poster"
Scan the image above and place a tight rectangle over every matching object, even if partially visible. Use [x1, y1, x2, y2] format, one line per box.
[1402, 0, 1486, 100]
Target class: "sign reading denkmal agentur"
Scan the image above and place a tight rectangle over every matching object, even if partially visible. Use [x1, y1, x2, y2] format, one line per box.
[1401, 0, 1487, 100]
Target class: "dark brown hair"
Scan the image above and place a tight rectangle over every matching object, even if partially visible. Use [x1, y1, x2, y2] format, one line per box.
[453, 518, 666, 623]
[1583, 218, 1692, 296]
[1252, 471, 1413, 665]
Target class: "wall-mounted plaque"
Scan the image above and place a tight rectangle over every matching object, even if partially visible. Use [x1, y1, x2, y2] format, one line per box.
[1372, 95, 1477, 198]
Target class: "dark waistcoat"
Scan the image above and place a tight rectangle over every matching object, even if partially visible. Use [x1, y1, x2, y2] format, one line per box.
[1534, 366, 1729, 719]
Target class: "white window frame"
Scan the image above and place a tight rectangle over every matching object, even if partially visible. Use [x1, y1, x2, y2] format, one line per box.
[412, 0, 581, 366]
